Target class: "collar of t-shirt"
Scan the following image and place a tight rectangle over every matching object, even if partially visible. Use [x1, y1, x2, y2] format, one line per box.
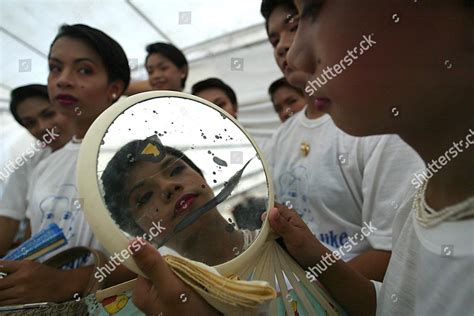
[297, 108, 331, 129]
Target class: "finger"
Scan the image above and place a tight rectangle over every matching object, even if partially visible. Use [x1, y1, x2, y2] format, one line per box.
[260, 211, 267, 222]
[129, 240, 178, 290]
[0, 261, 21, 274]
[132, 276, 159, 314]
[267, 207, 297, 237]
[0, 286, 20, 304]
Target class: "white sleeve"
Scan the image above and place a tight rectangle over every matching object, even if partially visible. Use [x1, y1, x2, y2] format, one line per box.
[371, 280, 383, 302]
[360, 135, 424, 251]
[0, 164, 28, 220]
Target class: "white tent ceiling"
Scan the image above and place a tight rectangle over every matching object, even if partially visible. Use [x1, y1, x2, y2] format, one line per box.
[0, 0, 284, 188]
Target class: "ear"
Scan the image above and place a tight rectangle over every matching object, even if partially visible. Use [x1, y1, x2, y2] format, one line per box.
[107, 80, 125, 103]
[179, 65, 189, 79]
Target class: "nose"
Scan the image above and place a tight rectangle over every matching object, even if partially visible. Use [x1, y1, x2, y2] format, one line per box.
[161, 182, 181, 203]
[276, 33, 292, 59]
[56, 68, 74, 89]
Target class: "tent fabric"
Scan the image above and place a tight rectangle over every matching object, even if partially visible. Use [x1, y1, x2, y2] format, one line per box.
[0, 0, 285, 192]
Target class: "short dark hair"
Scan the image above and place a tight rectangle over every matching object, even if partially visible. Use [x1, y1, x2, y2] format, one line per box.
[268, 77, 303, 101]
[49, 24, 130, 94]
[145, 42, 189, 88]
[101, 140, 203, 236]
[260, 0, 297, 32]
[10, 84, 50, 126]
[191, 78, 238, 110]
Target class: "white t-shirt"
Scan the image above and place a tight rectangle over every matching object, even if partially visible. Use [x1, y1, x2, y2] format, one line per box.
[0, 148, 51, 220]
[375, 190, 474, 315]
[266, 110, 424, 260]
[26, 141, 103, 266]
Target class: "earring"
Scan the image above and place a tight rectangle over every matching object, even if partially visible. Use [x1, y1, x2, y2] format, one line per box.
[112, 93, 117, 99]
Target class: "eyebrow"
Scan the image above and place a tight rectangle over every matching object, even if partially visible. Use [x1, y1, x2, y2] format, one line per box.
[48, 57, 97, 65]
[127, 156, 176, 199]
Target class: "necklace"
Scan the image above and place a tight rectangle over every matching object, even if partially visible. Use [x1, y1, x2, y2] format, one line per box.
[71, 135, 83, 144]
[415, 180, 474, 228]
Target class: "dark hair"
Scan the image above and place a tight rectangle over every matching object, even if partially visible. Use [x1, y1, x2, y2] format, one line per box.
[145, 42, 189, 88]
[191, 78, 238, 110]
[260, 0, 297, 32]
[49, 24, 130, 93]
[268, 77, 303, 101]
[10, 84, 50, 126]
[101, 140, 203, 236]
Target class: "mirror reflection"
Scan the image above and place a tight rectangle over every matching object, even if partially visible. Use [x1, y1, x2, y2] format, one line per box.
[96, 96, 269, 266]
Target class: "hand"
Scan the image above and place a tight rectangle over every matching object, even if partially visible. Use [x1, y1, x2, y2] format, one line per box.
[0, 260, 73, 305]
[131, 240, 221, 316]
[265, 203, 327, 269]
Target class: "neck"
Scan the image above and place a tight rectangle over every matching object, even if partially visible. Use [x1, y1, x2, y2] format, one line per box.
[402, 125, 474, 211]
[176, 212, 244, 265]
[73, 117, 95, 139]
[304, 95, 325, 119]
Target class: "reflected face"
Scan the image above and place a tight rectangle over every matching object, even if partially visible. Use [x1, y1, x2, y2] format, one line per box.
[48, 37, 121, 125]
[195, 88, 238, 119]
[125, 154, 214, 242]
[271, 86, 306, 122]
[16, 97, 73, 151]
[267, 5, 309, 88]
[146, 53, 186, 92]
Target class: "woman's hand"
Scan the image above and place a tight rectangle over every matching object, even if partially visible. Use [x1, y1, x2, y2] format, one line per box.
[0, 260, 86, 305]
[131, 240, 221, 316]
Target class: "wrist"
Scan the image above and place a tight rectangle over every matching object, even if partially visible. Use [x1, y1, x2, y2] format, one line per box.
[60, 266, 94, 301]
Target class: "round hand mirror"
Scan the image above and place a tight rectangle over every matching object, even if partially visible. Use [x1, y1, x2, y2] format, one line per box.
[77, 91, 274, 276]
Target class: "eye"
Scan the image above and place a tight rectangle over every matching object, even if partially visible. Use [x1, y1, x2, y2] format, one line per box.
[42, 111, 56, 118]
[288, 98, 297, 105]
[78, 68, 93, 75]
[136, 191, 153, 208]
[170, 165, 184, 177]
[49, 64, 61, 73]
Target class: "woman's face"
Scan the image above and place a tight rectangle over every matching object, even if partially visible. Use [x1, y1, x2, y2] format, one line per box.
[146, 53, 186, 92]
[195, 88, 237, 119]
[47, 36, 123, 126]
[125, 154, 215, 243]
[16, 97, 73, 151]
[288, 0, 473, 136]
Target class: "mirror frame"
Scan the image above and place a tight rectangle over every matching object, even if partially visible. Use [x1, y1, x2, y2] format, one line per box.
[77, 91, 274, 277]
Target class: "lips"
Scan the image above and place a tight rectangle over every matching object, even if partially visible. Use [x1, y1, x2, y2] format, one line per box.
[56, 94, 79, 107]
[174, 193, 198, 217]
[151, 80, 167, 89]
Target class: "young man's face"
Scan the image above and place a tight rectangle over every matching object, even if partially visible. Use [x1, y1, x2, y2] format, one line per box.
[195, 88, 238, 119]
[16, 97, 73, 151]
[267, 5, 310, 89]
[271, 86, 306, 122]
[288, 0, 473, 136]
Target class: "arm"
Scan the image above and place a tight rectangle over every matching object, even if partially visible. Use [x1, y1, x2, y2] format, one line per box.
[0, 254, 136, 305]
[0, 216, 19, 256]
[124, 80, 152, 96]
[269, 205, 377, 316]
[347, 250, 391, 281]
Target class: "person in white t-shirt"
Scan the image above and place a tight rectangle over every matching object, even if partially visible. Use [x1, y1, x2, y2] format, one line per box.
[0, 24, 135, 305]
[260, 0, 473, 315]
[0, 84, 73, 256]
[261, 0, 424, 281]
